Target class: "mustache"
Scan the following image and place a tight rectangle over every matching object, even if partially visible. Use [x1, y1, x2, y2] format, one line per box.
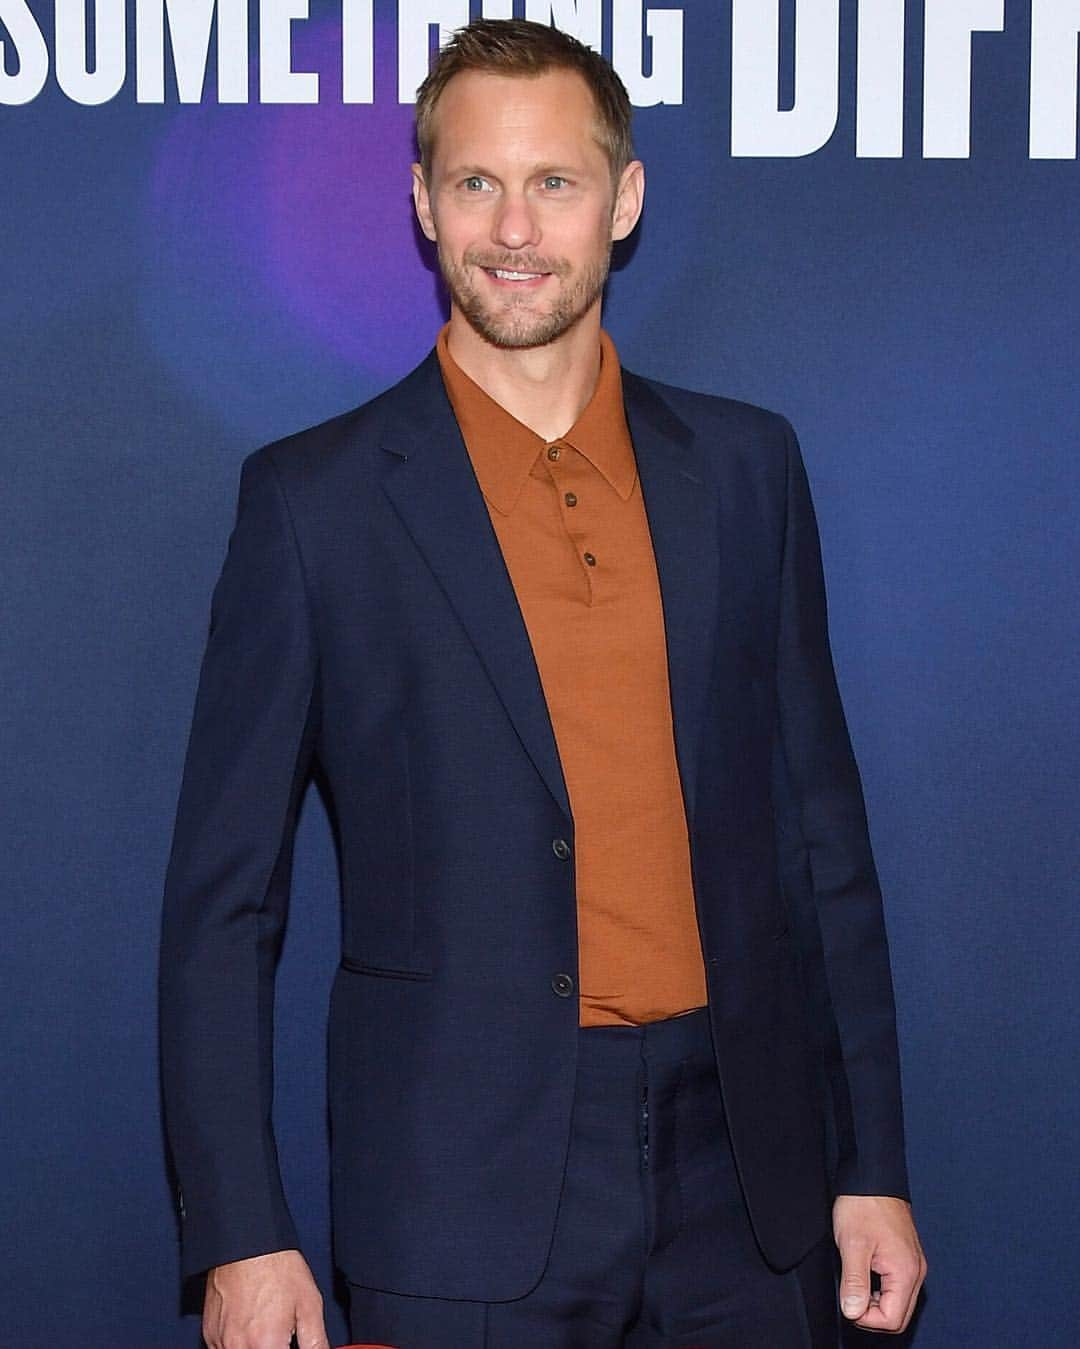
[464, 251, 570, 277]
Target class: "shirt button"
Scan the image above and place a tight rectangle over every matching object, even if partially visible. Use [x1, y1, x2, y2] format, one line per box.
[551, 972, 575, 998]
[564, 492, 577, 506]
[552, 837, 571, 860]
[547, 445, 561, 461]
[583, 552, 596, 566]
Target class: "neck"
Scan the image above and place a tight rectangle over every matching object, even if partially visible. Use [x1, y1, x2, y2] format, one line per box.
[445, 305, 603, 442]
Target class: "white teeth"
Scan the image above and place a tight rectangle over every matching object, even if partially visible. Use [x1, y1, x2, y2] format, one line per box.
[492, 269, 542, 280]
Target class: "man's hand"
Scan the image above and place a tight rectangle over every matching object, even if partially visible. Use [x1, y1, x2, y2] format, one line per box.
[833, 1194, 927, 1334]
[202, 1249, 330, 1349]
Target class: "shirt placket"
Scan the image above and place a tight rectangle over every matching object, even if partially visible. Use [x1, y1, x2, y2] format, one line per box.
[544, 442, 601, 605]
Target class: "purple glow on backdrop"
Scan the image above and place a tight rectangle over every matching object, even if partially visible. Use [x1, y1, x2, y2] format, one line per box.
[142, 19, 440, 438]
[261, 21, 440, 373]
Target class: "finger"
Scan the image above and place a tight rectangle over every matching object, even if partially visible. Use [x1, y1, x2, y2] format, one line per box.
[838, 1239, 874, 1321]
[294, 1297, 331, 1349]
[893, 1248, 928, 1333]
[855, 1280, 909, 1332]
[855, 1247, 926, 1334]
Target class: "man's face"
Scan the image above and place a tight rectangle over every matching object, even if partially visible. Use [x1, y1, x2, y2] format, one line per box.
[412, 68, 643, 350]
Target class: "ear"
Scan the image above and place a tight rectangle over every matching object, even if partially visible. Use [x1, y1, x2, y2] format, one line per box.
[411, 163, 437, 242]
[610, 160, 645, 242]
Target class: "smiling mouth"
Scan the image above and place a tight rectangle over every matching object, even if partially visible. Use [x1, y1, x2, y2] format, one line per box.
[483, 267, 550, 283]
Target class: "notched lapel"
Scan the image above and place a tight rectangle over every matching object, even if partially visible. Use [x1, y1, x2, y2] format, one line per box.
[623, 372, 721, 833]
[377, 352, 572, 820]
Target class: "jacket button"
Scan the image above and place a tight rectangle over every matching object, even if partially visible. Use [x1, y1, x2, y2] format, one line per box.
[552, 837, 571, 860]
[551, 972, 575, 997]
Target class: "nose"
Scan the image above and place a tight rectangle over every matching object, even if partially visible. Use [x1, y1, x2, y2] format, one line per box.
[491, 187, 541, 252]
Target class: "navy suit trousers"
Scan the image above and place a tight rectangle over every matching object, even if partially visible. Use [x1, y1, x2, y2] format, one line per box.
[347, 1007, 840, 1348]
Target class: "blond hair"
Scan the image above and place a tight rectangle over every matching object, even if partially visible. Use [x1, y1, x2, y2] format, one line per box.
[415, 18, 634, 185]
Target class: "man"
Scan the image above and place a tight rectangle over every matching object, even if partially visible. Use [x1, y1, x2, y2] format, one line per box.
[159, 18, 926, 1349]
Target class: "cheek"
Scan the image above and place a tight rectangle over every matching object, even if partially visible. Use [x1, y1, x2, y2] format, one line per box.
[431, 195, 477, 237]
[535, 217, 587, 261]
[441, 211, 490, 253]
[571, 206, 615, 250]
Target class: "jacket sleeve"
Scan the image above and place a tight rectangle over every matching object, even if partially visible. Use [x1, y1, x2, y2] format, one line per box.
[774, 417, 910, 1201]
[158, 448, 320, 1281]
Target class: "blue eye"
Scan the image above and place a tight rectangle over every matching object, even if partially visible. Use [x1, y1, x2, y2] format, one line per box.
[543, 176, 568, 189]
[463, 176, 488, 191]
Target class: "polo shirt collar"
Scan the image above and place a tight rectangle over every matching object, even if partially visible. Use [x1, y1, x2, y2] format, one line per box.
[435, 323, 637, 515]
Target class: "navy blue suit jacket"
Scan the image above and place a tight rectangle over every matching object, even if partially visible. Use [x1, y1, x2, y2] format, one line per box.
[159, 347, 909, 1296]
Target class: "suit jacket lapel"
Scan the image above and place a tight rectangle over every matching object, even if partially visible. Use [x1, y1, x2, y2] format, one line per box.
[622, 372, 720, 833]
[378, 351, 573, 820]
[375, 350, 720, 833]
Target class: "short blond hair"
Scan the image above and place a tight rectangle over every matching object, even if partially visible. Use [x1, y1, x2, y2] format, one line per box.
[415, 18, 634, 185]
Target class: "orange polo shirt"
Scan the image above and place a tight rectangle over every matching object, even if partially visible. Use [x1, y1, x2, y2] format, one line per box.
[436, 324, 708, 1027]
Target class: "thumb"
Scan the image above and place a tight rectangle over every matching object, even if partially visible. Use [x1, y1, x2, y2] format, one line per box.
[838, 1240, 873, 1320]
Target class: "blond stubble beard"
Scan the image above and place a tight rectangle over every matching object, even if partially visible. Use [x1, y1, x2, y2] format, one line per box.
[436, 240, 614, 350]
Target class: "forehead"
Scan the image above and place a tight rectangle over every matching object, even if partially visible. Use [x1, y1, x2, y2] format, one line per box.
[430, 67, 606, 170]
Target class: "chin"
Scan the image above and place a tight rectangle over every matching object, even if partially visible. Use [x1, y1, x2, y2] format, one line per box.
[462, 299, 591, 351]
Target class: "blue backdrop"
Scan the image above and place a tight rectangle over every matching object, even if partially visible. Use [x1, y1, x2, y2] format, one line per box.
[2, 1, 1078, 1344]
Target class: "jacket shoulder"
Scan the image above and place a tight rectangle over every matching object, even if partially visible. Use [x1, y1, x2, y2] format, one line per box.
[623, 367, 794, 446]
[241, 349, 440, 488]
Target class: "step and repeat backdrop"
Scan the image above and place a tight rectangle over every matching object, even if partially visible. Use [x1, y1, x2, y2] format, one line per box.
[3, 2, 1077, 1344]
